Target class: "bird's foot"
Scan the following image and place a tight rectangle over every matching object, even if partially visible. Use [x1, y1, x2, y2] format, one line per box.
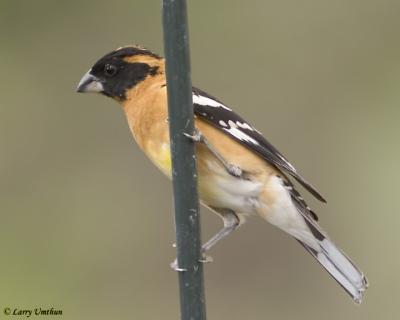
[170, 258, 187, 272]
[226, 163, 242, 177]
[199, 253, 213, 264]
[183, 129, 202, 142]
[170, 252, 213, 271]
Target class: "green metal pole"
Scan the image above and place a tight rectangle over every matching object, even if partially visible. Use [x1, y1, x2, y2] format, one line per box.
[162, 1, 206, 320]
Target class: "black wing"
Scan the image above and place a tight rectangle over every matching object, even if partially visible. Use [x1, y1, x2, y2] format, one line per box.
[192, 87, 326, 203]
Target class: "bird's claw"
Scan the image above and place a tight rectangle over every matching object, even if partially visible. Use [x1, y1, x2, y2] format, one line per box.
[183, 130, 201, 142]
[170, 252, 213, 271]
[227, 164, 242, 177]
[170, 259, 187, 272]
[199, 252, 213, 264]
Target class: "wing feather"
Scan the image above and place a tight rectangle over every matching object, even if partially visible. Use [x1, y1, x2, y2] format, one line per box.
[192, 87, 326, 203]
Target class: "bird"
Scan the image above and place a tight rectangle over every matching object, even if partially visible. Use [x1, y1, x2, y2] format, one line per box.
[77, 45, 368, 303]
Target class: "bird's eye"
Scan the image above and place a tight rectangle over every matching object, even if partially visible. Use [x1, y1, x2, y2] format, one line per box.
[104, 64, 117, 77]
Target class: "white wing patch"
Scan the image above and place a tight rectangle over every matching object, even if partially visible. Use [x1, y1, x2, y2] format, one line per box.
[223, 120, 259, 145]
[193, 92, 259, 145]
[237, 121, 262, 134]
[193, 94, 232, 111]
[235, 121, 254, 131]
[219, 120, 228, 127]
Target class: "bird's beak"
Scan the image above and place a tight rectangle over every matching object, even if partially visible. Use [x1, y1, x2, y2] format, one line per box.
[76, 70, 104, 93]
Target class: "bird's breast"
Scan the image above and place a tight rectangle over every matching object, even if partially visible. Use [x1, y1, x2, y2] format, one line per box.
[145, 142, 172, 177]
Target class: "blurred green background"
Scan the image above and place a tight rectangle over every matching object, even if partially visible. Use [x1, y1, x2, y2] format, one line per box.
[1, 0, 399, 319]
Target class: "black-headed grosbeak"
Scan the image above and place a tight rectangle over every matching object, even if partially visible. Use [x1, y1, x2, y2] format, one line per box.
[77, 45, 368, 303]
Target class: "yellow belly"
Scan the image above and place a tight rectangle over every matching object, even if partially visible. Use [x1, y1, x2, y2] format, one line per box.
[146, 142, 172, 177]
[145, 143, 265, 213]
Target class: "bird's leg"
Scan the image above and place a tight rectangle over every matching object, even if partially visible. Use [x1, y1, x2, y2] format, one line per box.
[170, 209, 240, 270]
[184, 129, 243, 178]
[201, 209, 240, 254]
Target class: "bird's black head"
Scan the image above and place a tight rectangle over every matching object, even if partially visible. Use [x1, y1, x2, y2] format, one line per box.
[77, 46, 162, 101]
